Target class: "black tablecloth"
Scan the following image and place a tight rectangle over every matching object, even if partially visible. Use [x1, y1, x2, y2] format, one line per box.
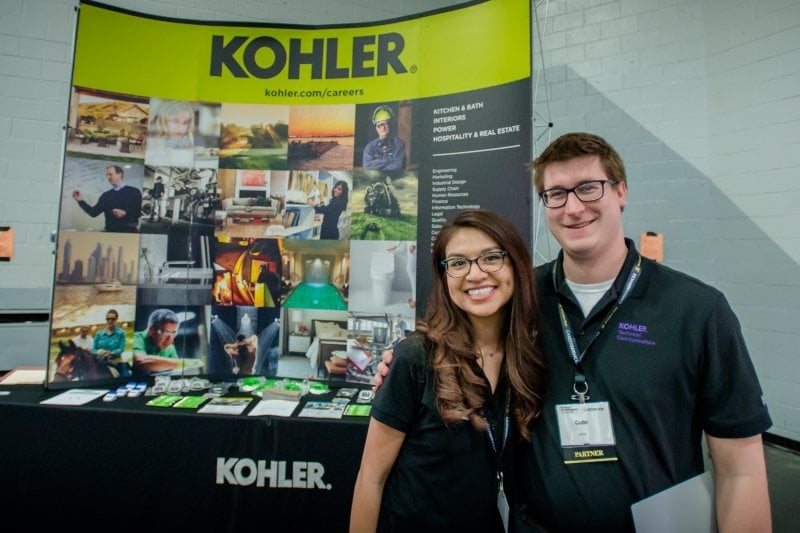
[0, 384, 368, 532]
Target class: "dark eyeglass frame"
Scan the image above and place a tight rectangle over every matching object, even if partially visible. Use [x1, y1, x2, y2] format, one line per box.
[440, 250, 508, 278]
[539, 179, 618, 208]
[105, 316, 118, 321]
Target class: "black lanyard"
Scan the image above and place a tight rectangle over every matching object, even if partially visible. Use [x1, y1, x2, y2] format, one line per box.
[485, 390, 510, 492]
[553, 255, 642, 402]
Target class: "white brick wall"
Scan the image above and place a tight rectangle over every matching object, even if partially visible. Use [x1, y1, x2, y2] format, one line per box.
[533, 0, 800, 441]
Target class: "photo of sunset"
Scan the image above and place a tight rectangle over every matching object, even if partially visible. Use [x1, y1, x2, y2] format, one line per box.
[288, 104, 356, 171]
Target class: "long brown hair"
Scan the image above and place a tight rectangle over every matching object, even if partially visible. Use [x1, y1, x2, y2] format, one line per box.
[417, 209, 546, 440]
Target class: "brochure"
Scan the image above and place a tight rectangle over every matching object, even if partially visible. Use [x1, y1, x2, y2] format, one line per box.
[344, 404, 372, 417]
[247, 399, 300, 417]
[40, 388, 107, 406]
[197, 396, 253, 415]
[298, 401, 346, 419]
[173, 395, 209, 409]
[146, 394, 183, 407]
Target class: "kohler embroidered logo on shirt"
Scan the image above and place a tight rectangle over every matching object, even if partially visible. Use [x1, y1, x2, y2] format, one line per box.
[616, 322, 655, 346]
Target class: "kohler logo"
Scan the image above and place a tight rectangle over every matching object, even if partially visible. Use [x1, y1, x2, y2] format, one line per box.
[216, 457, 332, 489]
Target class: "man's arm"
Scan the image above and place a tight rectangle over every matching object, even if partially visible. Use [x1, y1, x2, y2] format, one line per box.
[372, 347, 394, 391]
[707, 434, 771, 532]
[132, 354, 181, 373]
[74, 192, 104, 217]
[382, 138, 405, 170]
[362, 142, 382, 169]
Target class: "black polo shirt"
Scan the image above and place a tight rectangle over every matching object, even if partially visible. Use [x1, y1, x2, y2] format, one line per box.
[372, 333, 506, 533]
[518, 239, 772, 532]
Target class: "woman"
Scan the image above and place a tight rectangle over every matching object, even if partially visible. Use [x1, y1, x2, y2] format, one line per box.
[350, 210, 546, 532]
[309, 180, 349, 240]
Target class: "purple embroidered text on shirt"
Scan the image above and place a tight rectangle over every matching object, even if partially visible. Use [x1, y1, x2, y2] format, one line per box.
[616, 322, 655, 346]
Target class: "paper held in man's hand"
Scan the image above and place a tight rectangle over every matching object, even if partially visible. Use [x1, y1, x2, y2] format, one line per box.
[631, 471, 717, 533]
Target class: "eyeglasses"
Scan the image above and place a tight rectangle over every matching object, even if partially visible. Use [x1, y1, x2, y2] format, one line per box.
[440, 250, 508, 278]
[374, 121, 390, 129]
[157, 329, 178, 338]
[539, 179, 618, 208]
[106, 317, 117, 321]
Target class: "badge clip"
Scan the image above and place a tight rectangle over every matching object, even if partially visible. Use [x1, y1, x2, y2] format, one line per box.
[571, 382, 590, 403]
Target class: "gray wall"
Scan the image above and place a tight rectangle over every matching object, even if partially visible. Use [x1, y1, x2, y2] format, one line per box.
[530, 0, 800, 442]
[0, 0, 797, 442]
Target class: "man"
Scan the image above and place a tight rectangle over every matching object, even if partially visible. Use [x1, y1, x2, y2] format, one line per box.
[150, 176, 165, 221]
[379, 133, 772, 532]
[362, 105, 406, 171]
[132, 308, 182, 376]
[92, 309, 131, 377]
[72, 165, 142, 232]
[70, 326, 94, 351]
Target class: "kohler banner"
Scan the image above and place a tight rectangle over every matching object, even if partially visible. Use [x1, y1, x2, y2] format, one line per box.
[48, 0, 532, 388]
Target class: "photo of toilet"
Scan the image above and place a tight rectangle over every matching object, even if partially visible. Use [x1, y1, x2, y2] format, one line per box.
[348, 240, 417, 314]
[370, 251, 395, 307]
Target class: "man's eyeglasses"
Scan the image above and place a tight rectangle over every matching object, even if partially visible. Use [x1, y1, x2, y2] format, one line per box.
[157, 329, 178, 338]
[106, 317, 117, 321]
[539, 179, 618, 208]
[440, 250, 508, 278]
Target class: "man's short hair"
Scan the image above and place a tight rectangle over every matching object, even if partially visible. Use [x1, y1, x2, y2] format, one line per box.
[147, 308, 180, 329]
[529, 132, 626, 193]
[106, 165, 124, 177]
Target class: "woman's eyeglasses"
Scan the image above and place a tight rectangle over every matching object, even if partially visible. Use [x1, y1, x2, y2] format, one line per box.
[440, 250, 508, 278]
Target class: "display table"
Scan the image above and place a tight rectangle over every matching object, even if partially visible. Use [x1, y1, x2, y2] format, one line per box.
[0, 383, 369, 532]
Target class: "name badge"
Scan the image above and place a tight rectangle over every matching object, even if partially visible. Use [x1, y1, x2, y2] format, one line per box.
[497, 485, 509, 532]
[556, 401, 619, 464]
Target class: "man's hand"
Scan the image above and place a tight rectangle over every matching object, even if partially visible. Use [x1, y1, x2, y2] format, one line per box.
[72, 190, 82, 201]
[111, 208, 126, 218]
[373, 347, 394, 392]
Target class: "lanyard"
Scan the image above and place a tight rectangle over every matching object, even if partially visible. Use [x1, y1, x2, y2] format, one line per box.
[553, 255, 642, 402]
[485, 391, 510, 491]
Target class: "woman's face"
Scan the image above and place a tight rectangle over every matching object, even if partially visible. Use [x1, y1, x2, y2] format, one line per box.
[443, 227, 514, 324]
[332, 184, 343, 197]
[166, 112, 192, 139]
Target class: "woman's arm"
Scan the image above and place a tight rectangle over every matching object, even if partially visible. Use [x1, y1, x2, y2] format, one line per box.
[349, 418, 405, 533]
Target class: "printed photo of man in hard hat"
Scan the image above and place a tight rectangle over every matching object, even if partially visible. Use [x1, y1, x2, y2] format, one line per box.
[361, 104, 407, 171]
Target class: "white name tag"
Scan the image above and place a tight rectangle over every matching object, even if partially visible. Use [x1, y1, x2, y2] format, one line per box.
[556, 401, 619, 463]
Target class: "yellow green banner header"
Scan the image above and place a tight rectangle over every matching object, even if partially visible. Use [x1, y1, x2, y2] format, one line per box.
[73, 0, 531, 104]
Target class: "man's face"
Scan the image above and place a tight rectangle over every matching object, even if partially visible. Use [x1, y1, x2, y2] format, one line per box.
[105, 167, 123, 186]
[80, 327, 90, 338]
[374, 120, 391, 139]
[105, 313, 118, 329]
[541, 155, 627, 263]
[149, 321, 178, 351]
